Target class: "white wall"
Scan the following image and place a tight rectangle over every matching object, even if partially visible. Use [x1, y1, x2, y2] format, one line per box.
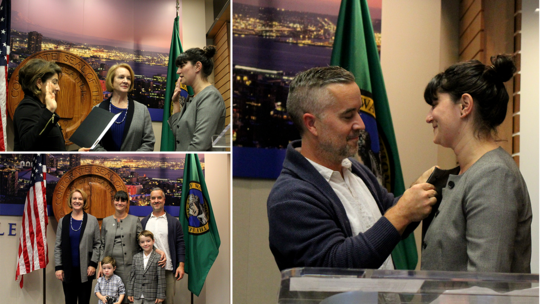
[233, 179, 281, 304]
[519, 0, 539, 273]
[0, 153, 231, 304]
[381, 0, 444, 266]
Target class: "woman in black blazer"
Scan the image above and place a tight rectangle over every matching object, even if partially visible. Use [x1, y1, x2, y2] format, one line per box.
[14, 58, 90, 152]
[54, 189, 100, 304]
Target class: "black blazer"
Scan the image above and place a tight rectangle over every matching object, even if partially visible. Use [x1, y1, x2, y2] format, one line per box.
[54, 212, 100, 283]
[13, 95, 65, 151]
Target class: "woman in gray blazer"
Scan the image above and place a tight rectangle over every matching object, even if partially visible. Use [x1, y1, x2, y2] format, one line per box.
[54, 189, 100, 304]
[169, 45, 226, 151]
[98, 191, 165, 303]
[92, 63, 155, 151]
[421, 55, 532, 273]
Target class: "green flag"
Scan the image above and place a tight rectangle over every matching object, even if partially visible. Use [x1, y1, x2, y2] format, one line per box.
[330, 0, 417, 270]
[161, 16, 193, 151]
[179, 154, 220, 296]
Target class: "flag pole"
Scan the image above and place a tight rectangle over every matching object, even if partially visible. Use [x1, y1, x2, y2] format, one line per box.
[43, 268, 46, 304]
[191, 292, 193, 304]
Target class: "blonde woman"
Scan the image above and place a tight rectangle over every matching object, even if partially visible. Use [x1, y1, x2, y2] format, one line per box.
[93, 63, 155, 151]
[54, 189, 100, 304]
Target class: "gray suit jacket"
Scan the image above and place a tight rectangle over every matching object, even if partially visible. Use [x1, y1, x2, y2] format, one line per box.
[99, 214, 142, 266]
[168, 85, 225, 151]
[54, 212, 101, 283]
[93, 98, 155, 151]
[421, 147, 532, 273]
[128, 250, 166, 300]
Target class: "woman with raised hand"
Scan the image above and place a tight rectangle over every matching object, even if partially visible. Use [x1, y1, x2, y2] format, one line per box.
[14, 59, 90, 151]
[169, 45, 226, 151]
[421, 54, 532, 273]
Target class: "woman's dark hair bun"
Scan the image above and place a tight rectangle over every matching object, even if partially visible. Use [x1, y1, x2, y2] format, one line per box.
[485, 54, 515, 83]
[204, 45, 216, 58]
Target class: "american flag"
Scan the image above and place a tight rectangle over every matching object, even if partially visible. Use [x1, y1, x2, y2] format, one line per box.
[15, 154, 49, 288]
[0, 0, 10, 151]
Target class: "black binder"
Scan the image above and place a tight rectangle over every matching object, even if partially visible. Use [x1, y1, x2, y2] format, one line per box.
[69, 107, 120, 149]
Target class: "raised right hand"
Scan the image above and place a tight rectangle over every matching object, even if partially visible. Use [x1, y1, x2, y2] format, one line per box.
[171, 80, 182, 104]
[44, 82, 58, 113]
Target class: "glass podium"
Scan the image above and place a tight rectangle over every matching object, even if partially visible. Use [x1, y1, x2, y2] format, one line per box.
[212, 124, 231, 150]
[278, 268, 538, 303]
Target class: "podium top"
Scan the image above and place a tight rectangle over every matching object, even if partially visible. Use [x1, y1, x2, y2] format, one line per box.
[278, 268, 539, 304]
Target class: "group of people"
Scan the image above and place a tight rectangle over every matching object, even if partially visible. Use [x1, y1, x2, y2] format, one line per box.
[267, 55, 532, 273]
[14, 45, 225, 152]
[54, 188, 185, 304]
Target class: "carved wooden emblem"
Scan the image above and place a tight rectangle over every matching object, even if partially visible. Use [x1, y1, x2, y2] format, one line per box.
[8, 50, 104, 146]
[52, 165, 128, 226]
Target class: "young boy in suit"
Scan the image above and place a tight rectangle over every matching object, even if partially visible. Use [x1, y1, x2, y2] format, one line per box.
[127, 230, 165, 304]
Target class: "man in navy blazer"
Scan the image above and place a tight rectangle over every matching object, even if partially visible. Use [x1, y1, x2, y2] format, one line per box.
[141, 188, 185, 304]
[267, 66, 438, 271]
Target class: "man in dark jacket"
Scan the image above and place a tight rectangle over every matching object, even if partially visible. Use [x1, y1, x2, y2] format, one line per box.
[142, 188, 185, 304]
[267, 66, 437, 271]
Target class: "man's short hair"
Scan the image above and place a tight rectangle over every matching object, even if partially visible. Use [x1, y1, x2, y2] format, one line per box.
[150, 187, 165, 197]
[287, 66, 355, 135]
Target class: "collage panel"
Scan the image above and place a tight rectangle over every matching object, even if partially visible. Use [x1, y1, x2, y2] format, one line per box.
[1, 0, 232, 303]
[0, 152, 231, 303]
[232, 0, 539, 304]
[4, 0, 230, 152]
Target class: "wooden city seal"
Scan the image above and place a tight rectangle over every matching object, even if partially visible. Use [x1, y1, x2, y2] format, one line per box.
[52, 164, 128, 226]
[8, 50, 104, 146]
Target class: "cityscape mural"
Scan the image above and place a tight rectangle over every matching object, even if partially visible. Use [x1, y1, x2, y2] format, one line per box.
[232, 0, 382, 149]
[10, 0, 183, 120]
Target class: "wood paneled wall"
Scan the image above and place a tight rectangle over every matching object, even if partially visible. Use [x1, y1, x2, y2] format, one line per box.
[214, 21, 231, 133]
[459, 0, 517, 160]
[513, 0, 522, 165]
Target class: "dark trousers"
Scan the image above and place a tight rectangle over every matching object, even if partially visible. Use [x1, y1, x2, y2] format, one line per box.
[62, 267, 92, 304]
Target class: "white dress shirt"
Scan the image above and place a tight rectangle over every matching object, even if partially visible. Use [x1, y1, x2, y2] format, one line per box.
[306, 157, 394, 270]
[145, 213, 173, 271]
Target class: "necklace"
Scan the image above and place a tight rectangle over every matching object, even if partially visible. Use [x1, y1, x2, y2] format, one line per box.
[109, 101, 128, 124]
[70, 216, 82, 231]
